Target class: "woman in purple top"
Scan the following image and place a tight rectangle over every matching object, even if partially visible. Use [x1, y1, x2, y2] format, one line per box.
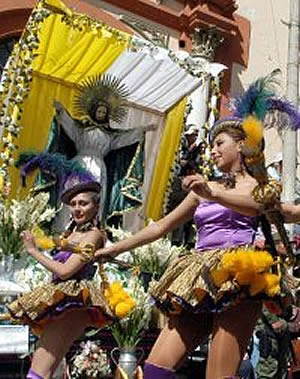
[7, 172, 114, 379]
[95, 115, 267, 378]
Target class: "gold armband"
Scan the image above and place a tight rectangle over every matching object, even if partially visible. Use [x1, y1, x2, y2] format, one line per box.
[71, 242, 96, 262]
[252, 179, 282, 205]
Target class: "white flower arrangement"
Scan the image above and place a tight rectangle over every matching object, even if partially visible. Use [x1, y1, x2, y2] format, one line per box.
[109, 224, 184, 279]
[0, 191, 56, 260]
[14, 256, 51, 291]
[108, 272, 152, 348]
[70, 340, 111, 378]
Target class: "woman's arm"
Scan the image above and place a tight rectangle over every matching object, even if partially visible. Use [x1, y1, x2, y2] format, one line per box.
[276, 203, 300, 223]
[22, 229, 103, 280]
[94, 191, 199, 260]
[182, 174, 261, 216]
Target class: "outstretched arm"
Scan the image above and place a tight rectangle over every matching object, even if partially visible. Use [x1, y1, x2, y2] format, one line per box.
[110, 124, 157, 150]
[53, 100, 81, 144]
[276, 203, 300, 223]
[94, 191, 199, 261]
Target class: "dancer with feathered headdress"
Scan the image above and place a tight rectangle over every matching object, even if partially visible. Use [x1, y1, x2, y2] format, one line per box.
[93, 71, 300, 379]
[4, 152, 136, 379]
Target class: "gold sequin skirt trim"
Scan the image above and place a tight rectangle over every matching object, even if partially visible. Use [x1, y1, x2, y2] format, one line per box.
[7, 279, 115, 333]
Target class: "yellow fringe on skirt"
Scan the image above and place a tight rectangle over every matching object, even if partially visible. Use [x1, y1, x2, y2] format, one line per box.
[7, 279, 115, 335]
[149, 247, 281, 314]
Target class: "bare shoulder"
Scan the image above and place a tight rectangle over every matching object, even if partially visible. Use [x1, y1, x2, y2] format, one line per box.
[78, 228, 106, 246]
[239, 175, 257, 189]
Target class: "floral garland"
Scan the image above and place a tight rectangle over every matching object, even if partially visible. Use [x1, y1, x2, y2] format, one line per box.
[197, 75, 222, 179]
[0, 3, 51, 189]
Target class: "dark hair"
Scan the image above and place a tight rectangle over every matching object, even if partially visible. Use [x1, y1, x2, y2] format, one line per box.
[89, 99, 110, 123]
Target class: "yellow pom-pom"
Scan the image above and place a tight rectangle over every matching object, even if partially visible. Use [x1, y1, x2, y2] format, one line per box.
[263, 273, 280, 297]
[211, 268, 230, 287]
[249, 274, 266, 296]
[242, 116, 264, 149]
[32, 226, 55, 250]
[108, 293, 124, 308]
[35, 237, 56, 250]
[235, 271, 255, 286]
[252, 250, 274, 273]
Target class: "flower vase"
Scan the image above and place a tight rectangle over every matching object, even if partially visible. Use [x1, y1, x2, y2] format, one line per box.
[111, 347, 144, 379]
[0, 255, 25, 283]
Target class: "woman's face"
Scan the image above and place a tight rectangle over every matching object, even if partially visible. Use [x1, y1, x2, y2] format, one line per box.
[211, 132, 242, 173]
[69, 192, 98, 225]
[95, 104, 108, 122]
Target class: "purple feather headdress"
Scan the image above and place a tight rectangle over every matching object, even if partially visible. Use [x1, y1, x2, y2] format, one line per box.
[209, 69, 300, 143]
[16, 152, 101, 204]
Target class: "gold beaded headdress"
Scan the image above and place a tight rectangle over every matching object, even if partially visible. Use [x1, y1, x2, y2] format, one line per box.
[73, 74, 130, 124]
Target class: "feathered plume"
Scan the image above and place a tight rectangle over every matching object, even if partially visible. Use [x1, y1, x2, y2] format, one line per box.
[233, 69, 281, 121]
[242, 116, 264, 150]
[15, 151, 94, 190]
[266, 98, 300, 130]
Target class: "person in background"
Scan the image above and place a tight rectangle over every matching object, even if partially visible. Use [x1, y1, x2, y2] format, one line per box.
[254, 305, 293, 379]
[267, 152, 283, 181]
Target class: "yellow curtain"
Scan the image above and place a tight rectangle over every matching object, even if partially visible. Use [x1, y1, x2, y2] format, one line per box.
[146, 97, 187, 220]
[9, 1, 130, 196]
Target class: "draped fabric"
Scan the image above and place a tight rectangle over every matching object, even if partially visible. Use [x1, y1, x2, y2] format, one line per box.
[3, 0, 208, 222]
[146, 98, 187, 220]
[9, 1, 130, 195]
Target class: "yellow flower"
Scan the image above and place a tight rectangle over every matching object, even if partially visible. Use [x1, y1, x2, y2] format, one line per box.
[110, 281, 123, 294]
[115, 300, 136, 318]
[104, 281, 136, 318]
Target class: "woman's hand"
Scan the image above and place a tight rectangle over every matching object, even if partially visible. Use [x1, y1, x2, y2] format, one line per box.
[21, 230, 36, 253]
[182, 174, 213, 200]
[94, 246, 118, 263]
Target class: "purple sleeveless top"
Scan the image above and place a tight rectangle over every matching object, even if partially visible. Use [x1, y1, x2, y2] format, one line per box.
[52, 250, 96, 282]
[194, 201, 258, 251]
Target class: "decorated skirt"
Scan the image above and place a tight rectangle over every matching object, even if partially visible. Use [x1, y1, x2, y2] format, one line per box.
[7, 278, 115, 336]
[149, 246, 286, 315]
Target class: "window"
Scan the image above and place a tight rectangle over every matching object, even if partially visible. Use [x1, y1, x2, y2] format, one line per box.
[0, 36, 18, 76]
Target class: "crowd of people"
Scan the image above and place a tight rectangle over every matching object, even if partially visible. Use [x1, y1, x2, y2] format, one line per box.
[3, 71, 300, 379]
